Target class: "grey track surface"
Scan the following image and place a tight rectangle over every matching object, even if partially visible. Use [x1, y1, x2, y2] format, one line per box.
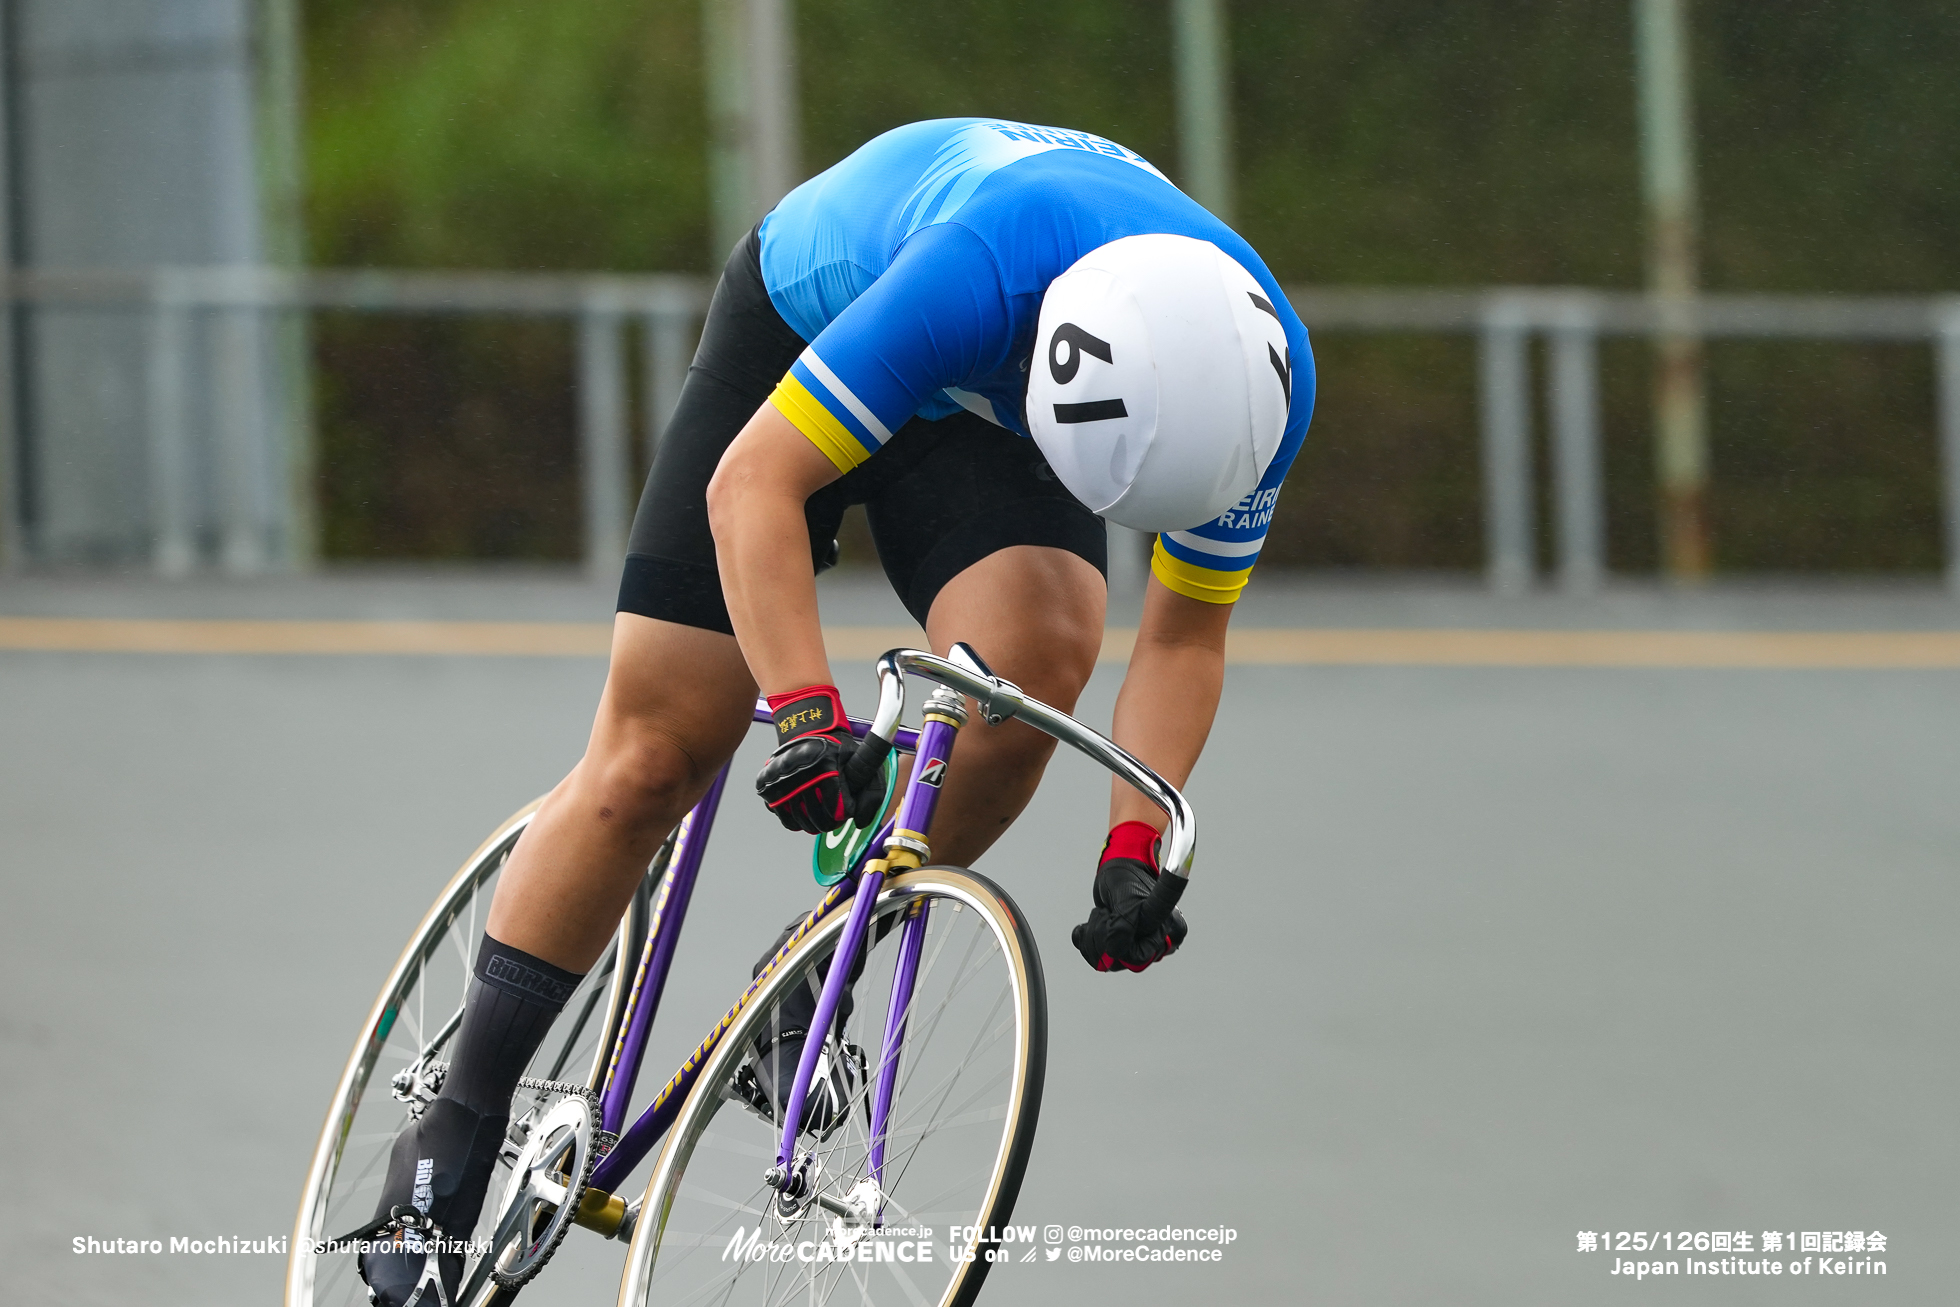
[4, 570, 1955, 1305]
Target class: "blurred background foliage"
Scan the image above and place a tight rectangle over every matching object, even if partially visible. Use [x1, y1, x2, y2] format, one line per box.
[303, 0, 1959, 573]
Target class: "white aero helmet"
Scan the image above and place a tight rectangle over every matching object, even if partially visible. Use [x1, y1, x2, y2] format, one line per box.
[1026, 233, 1291, 532]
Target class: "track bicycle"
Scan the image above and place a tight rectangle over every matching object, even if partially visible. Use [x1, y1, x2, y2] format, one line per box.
[288, 643, 1195, 1307]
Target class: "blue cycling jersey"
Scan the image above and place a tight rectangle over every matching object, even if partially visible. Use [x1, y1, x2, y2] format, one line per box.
[759, 117, 1315, 603]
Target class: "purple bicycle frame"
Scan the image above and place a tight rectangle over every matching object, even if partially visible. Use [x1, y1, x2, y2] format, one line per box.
[868, 888, 930, 1189]
[586, 706, 936, 1199]
[776, 710, 959, 1173]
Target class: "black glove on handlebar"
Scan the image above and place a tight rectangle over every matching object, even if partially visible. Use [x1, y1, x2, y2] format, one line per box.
[756, 685, 889, 835]
[1072, 852, 1188, 973]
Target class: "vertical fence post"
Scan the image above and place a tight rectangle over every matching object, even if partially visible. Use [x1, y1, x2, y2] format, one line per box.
[1936, 301, 1960, 595]
[147, 271, 196, 577]
[0, 8, 18, 572]
[0, 272, 20, 572]
[644, 305, 690, 471]
[1635, 0, 1710, 580]
[703, 0, 801, 259]
[701, 0, 750, 260]
[1171, 0, 1235, 222]
[747, 0, 800, 214]
[1479, 296, 1535, 593]
[579, 298, 629, 576]
[214, 282, 270, 574]
[1549, 296, 1606, 593]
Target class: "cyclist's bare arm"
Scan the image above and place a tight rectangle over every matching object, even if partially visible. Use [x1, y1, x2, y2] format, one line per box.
[708, 398, 1226, 846]
[706, 403, 841, 696]
[707, 403, 1107, 871]
[1109, 576, 1231, 832]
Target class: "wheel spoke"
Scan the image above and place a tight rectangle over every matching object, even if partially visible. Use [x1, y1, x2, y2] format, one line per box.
[699, 1128, 777, 1160]
[309, 862, 1037, 1307]
[884, 1259, 931, 1307]
[635, 876, 1040, 1307]
[880, 983, 1012, 1202]
[680, 1182, 771, 1220]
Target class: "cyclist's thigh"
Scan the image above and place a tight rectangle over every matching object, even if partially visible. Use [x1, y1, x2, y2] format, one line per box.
[487, 615, 747, 966]
[923, 547, 1103, 710]
[862, 411, 1107, 704]
[591, 613, 757, 783]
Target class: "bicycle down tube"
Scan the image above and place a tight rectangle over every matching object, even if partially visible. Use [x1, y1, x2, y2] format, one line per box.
[598, 767, 723, 1135]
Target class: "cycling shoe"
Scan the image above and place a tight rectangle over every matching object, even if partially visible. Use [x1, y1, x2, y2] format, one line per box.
[357, 1097, 507, 1307]
[748, 1026, 867, 1138]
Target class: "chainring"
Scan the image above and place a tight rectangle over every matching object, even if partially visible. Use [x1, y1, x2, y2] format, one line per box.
[484, 1092, 599, 1290]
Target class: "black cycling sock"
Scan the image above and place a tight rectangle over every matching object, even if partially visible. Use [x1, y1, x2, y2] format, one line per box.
[359, 937, 582, 1306]
[443, 934, 584, 1115]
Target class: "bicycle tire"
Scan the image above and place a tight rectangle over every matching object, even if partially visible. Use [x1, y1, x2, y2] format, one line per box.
[286, 800, 656, 1307]
[618, 866, 1047, 1307]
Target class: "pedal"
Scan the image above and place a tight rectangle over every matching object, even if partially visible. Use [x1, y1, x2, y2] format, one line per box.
[498, 1113, 533, 1168]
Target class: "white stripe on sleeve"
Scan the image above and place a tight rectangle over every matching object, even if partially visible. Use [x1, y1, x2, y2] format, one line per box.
[1165, 529, 1264, 559]
[799, 349, 895, 445]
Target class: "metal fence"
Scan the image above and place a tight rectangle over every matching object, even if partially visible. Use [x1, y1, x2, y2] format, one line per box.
[0, 267, 709, 575]
[1294, 287, 1960, 593]
[3, 267, 1957, 590]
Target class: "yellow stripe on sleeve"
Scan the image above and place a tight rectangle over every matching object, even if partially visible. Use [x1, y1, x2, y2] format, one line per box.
[1150, 538, 1249, 604]
[769, 375, 874, 473]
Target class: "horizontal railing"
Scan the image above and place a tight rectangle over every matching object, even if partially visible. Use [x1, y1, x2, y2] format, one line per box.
[0, 267, 710, 575]
[1292, 285, 1960, 339]
[4, 268, 1956, 590]
[1297, 286, 1960, 595]
[0, 266, 708, 315]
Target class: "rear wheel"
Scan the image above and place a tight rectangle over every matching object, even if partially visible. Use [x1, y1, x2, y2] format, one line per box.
[619, 866, 1047, 1307]
[287, 802, 657, 1307]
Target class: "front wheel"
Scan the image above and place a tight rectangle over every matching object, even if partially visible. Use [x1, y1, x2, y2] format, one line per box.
[619, 867, 1047, 1307]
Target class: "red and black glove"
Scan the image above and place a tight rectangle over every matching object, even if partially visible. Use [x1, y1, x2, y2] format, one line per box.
[1070, 821, 1188, 973]
[755, 685, 888, 835]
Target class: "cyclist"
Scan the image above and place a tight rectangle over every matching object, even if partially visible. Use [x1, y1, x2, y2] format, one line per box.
[360, 117, 1313, 1305]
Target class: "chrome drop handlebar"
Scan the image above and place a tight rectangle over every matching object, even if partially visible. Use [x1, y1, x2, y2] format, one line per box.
[867, 643, 1196, 879]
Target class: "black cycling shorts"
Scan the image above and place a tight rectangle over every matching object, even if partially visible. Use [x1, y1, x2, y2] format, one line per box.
[617, 227, 1108, 634]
